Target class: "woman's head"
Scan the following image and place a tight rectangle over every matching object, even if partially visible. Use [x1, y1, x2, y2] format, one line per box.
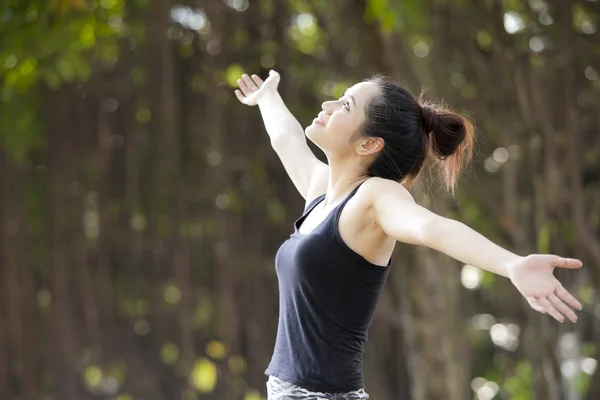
[305, 77, 474, 193]
[305, 81, 382, 158]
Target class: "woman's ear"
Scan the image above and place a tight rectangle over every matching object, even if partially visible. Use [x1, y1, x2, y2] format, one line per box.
[356, 137, 384, 156]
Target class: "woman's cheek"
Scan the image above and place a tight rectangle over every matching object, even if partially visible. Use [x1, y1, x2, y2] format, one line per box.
[329, 113, 345, 128]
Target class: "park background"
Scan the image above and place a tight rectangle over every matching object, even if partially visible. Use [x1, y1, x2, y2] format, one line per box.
[1, 0, 599, 399]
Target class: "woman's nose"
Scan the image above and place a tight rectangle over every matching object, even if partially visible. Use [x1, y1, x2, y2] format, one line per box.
[321, 100, 335, 113]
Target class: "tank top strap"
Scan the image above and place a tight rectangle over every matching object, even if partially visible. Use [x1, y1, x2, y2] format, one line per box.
[336, 179, 368, 213]
[293, 194, 326, 235]
[327, 179, 369, 243]
[303, 193, 326, 215]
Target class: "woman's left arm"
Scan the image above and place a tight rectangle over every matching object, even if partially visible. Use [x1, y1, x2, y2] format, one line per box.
[370, 179, 583, 323]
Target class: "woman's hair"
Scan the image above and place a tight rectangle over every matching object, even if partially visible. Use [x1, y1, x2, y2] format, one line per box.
[358, 76, 475, 193]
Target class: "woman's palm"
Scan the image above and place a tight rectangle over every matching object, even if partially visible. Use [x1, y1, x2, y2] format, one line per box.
[509, 254, 583, 322]
[235, 70, 281, 106]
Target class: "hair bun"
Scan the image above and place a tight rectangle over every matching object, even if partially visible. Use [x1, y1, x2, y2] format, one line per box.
[419, 103, 467, 159]
[420, 104, 439, 135]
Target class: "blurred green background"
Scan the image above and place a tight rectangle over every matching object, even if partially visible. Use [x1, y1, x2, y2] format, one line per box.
[0, 0, 599, 399]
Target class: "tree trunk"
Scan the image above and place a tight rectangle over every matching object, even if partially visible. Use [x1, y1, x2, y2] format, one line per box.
[146, 0, 178, 396]
[0, 149, 13, 400]
[397, 186, 468, 400]
[45, 84, 79, 400]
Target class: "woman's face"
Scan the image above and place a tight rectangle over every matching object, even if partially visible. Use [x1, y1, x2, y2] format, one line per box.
[305, 81, 381, 156]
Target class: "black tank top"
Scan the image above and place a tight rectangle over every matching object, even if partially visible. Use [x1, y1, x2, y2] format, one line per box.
[265, 181, 391, 392]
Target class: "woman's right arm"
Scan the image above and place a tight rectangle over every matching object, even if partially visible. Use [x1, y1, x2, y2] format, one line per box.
[236, 71, 328, 200]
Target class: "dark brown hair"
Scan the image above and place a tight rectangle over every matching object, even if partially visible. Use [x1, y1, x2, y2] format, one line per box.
[359, 76, 474, 193]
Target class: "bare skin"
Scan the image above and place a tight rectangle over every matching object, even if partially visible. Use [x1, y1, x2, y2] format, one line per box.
[235, 70, 583, 324]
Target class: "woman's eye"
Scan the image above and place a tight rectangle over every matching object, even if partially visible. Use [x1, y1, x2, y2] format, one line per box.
[344, 101, 350, 111]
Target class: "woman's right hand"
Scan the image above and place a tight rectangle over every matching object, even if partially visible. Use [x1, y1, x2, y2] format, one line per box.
[234, 70, 281, 106]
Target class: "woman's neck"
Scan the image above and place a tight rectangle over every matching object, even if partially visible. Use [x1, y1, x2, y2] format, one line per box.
[323, 157, 368, 207]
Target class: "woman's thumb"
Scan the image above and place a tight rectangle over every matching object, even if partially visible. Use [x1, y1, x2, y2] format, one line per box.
[267, 70, 281, 86]
[269, 70, 281, 81]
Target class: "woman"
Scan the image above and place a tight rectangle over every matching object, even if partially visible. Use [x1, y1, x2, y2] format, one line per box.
[234, 70, 583, 400]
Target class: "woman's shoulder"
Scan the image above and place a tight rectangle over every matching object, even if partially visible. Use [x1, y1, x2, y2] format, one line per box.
[340, 178, 415, 225]
[360, 177, 414, 204]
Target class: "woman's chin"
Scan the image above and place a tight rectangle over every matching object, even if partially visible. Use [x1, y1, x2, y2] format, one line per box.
[306, 133, 330, 153]
[305, 124, 319, 137]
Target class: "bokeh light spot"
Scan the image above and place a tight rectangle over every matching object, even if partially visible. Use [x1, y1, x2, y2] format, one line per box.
[161, 343, 180, 365]
[206, 340, 227, 360]
[461, 265, 483, 290]
[190, 358, 217, 393]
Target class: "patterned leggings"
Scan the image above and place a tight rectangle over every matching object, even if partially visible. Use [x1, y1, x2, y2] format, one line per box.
[266, 376, 370, 400]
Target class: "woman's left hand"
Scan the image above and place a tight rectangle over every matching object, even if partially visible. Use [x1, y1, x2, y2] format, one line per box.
[508, 254, 583, 323]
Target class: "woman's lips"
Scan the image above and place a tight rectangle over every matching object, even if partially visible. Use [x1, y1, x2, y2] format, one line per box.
[313, 117, 325, 126]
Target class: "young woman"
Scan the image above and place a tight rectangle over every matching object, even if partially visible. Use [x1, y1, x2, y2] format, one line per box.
[234, 70, 583, 400]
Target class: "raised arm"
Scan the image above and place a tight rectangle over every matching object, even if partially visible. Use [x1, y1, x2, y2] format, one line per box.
[235, 71, 327, 200]
[369, 178, 583, 323]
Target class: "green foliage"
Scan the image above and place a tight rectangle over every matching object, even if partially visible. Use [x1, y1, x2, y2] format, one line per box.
[503, 361, 533, 399]
[244, 390, 266, 400]
[365, 0, 396, 31]
[82, 361, 126, 394]
[0, 0, 125, 92]
[266, 198, 287, 224]
[228, 355, 247, 374]
[574, 372, 592, 395]
[120, 297, 150, 318]
[288, 11, 322, 55]
[578, 284, 594, 305]
[365, 0, 427, 33]
[537, 222, 551, 253]
[476, 30, 493, 50]
[193, 294, 213, 329]
[582, 342, 597, 358]
[573, 3, 597, 34]
[83, 366, 103, 389]
[161, 343, 180, 365]
[502, 0, 527, 12]
[0, 0, 125, 161]
[0, 90, 44, 162]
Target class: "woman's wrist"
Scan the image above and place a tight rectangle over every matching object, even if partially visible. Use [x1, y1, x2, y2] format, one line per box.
[504, 255, 526, 279]
[257, 89, 281, 105]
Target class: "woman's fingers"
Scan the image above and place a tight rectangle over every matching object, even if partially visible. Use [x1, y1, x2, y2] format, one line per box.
[242, 74, 258, 92]
[235, 73, 265, 105]
[537, 297, 564, 322]
[251, 74, 264, 86]
[234, 89, 246, 103]
[548, 294, 577, 323]
[555, 285, 582, 311]
[237, 78, 250, 96]
[552, 256, 583, 270]
[528, 293, 580, 323]
[237, 74, 261, 97]
[526, 296, 545, 313]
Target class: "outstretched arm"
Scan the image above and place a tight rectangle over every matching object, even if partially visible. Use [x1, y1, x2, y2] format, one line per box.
[235, 71, 327, 201]
[370, 178, 583, 323]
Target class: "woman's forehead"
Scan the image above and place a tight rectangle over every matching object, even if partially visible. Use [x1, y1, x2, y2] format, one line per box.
[347, 81, 379, 103]
[348, 81, 376, 93]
